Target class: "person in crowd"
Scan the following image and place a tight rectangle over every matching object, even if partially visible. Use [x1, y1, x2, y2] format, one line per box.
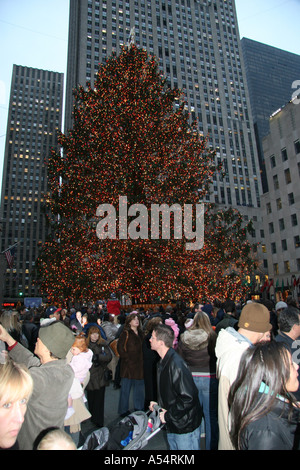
[107, 293, 121, 316]
[34, 427, 77, 450]
[40, 306, 61, 325]
[215, 299, 237, 335]
[85, 326, 112, 428]
[143, 316, 162, 410]
[215, 302, 272, 449]
[0, 310, 23, 344]
[149, 323, 202, 451]
[275, 301, 288, 318]
[21, 310, 39, 353]
[66, 334, 93, 420]
[101, 312, 120, 383]
[0, 359, 33, 450]
[101, 312, 119, 343]
[70, 311, 84, 334]
[82, 313, 107, 340]
[228, 341, 300, 450]
[0, 320, 75, 450]
[117, 312, 145, 417]
[177, 311, 219, 449]
[164, 317, 180, 349]
[275, 306, 300, 401]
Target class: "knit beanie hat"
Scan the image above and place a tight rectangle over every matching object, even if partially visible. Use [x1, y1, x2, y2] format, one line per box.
[39, 321, 75, 359]
[238, 303, 272, 333]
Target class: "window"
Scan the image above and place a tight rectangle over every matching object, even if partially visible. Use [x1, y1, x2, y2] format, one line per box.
[273, 263, 279, 275]
[269, 222, 274, 234]
[271, 242, 276, 254]
[276, 198, 282, 210]
[281, 148, 288, 161]
[291, 214, 298, 226]
[282, 239, 287, 251]
[270, 155, 276, 168]
[285, 169, 291, 184]
[288, 193, 295, 205]
[284, 261, 290, 273]
[279, 218, 285, 231]
[294, 140, 300, 154]
[273, 174, 279, 190]
[294, 235, 300, 248]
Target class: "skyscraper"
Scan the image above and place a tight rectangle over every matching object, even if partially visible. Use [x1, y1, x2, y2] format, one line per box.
[65, 0, 262, 212]
[0, 65, 63, 302]
[241, 38, 300, 192]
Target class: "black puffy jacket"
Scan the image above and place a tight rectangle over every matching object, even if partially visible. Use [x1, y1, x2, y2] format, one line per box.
[240, 395, 300, 450]
[157, 348, 202, 434]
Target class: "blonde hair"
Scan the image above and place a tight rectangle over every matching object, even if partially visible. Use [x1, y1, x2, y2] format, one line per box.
[36, 428, 76, 450]
[0, 359, 33, 406]
[0, 310, 21, 334]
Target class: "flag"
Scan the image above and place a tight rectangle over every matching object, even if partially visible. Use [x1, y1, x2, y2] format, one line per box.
[267, 279, 274, 293]
[4, 246, 16, 269]
[260, 279, 269, 293]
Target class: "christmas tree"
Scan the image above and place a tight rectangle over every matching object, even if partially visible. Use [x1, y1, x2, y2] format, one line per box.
[35, 45, 257, 304]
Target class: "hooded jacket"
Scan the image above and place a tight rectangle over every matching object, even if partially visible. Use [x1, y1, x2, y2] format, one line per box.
[215, 327, 252, 450]
[157, 348, 202, 434]
[177, 328, 216, 374]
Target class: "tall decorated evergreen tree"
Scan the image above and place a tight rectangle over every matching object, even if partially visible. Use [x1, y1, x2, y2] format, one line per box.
[35, 45, 257, 304]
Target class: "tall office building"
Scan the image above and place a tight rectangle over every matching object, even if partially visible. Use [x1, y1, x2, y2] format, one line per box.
[65, 0, 263, 213]
[0, 65, 63, 302]
[260, 97, 300, 298]
[241, 38, 300, 192]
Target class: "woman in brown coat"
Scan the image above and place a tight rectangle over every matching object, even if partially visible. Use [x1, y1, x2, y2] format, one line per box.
[117, 313, 145, 417]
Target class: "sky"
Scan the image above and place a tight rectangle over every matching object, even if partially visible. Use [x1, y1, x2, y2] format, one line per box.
[0, 0, 300, 195]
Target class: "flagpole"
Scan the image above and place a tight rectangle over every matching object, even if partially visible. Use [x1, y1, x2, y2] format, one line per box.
[1, 242, 19, 254]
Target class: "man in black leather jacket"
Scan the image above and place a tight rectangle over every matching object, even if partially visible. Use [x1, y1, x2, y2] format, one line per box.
[149, 323, 202, 450]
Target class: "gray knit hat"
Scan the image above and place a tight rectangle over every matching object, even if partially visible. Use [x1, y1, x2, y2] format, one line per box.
[39, 321, 75, 359]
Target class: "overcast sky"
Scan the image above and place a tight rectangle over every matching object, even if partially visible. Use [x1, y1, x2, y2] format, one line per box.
[0, 0, 299, 195]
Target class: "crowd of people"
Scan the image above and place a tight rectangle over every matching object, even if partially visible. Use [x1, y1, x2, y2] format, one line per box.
[0, 293, 300, 451]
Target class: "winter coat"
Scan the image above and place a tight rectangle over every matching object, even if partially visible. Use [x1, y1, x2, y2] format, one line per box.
[238, 393, 300, 450]
[117, 328, 144, 380]
[275, 331, 300, 401]
[215, 313, 238, 336]
[21, 320, 39, 353]
[107, 299, 121, 315]
[157, 348, 202, 434]
[177, 328, 216, 374]
[215, 327, 252, 450]
[9, 342, 74, 450]
[86, 341, 112, 391]
[69, 348, 93, 384]
[101, 320, 119, 343]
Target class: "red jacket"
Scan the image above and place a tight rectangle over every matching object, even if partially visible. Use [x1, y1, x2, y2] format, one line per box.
[107, 299, 121, 315]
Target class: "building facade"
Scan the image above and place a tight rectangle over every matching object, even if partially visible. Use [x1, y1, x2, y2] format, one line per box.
[241, 38, 300, 192]
[260, 97, 300, 300]
[0, 65, 63, 302]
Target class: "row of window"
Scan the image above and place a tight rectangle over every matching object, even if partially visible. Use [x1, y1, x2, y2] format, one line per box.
[270, 140, 300, 167]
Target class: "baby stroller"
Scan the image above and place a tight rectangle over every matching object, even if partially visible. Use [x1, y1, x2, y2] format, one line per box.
[81, 405, 163, 451]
